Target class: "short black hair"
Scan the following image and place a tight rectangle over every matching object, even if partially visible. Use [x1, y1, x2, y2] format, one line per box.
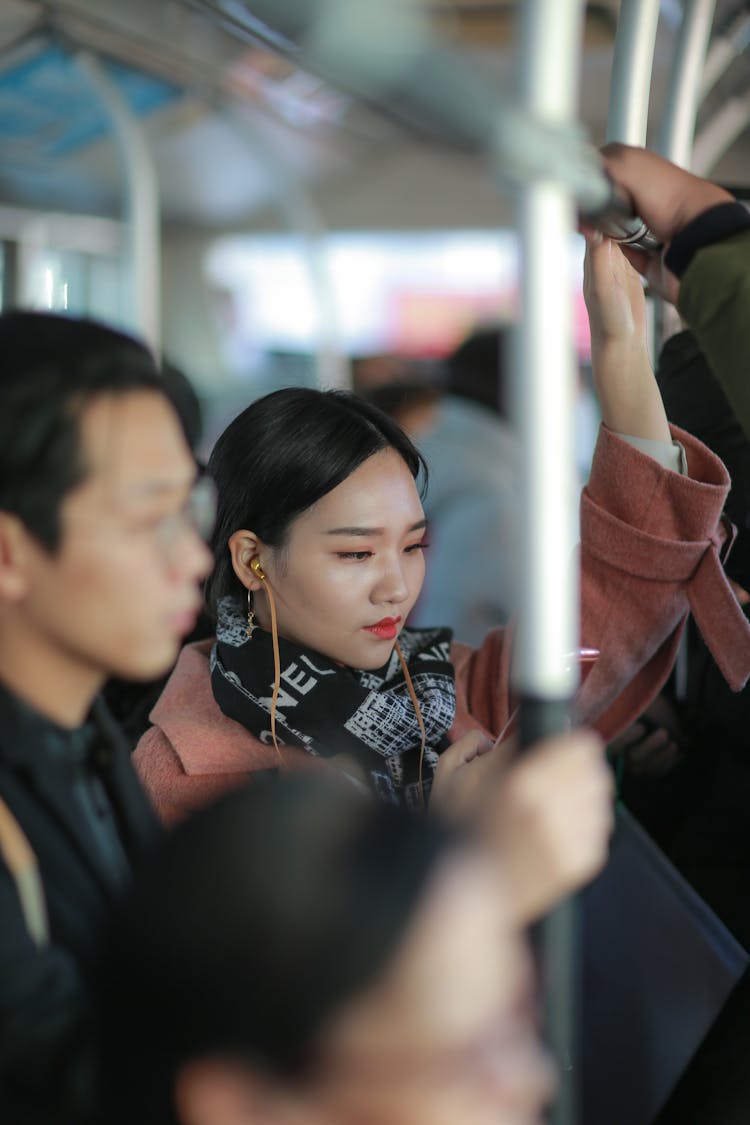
[205, 387, 428, 617]
[446, 325, 510, 418]
[0, 310, 166, 550]
[364, 381, 442, 424]
[161, 359, 203, 453]
[94, 774, 458, 1125]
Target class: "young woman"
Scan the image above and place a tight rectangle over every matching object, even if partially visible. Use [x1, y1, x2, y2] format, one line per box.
[133, 237, 750, 920]
[95, 773, 556, 1125]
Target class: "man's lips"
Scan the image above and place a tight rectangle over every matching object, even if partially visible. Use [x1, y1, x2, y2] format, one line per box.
[167, 602, 202, 633]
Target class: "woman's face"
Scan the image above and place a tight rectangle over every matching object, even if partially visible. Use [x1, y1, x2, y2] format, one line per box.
[306, 853, 556, 1125]
[254, 448, 428, 670]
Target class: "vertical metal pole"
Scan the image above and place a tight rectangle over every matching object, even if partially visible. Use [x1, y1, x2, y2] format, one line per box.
[513, 4, 586, 1123]
[658, 0, 718, 166]
[75, 52, 161, 354]
[606, 0, 661, 144]
[606, 1, 661, 358]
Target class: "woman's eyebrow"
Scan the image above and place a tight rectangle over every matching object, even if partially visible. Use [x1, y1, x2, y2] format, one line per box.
[325, 519, 428, 536]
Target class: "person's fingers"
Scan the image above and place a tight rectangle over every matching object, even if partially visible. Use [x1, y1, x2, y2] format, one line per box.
[580, 224, 604, 246]
[507, 731, 612, 811]
[608, 722, 647, 756]
[642, 740, 681, 775]
[618, 245, 652, 278]
[460, 730, 495, 763]
[495, 730, 614, 922]
[489, 731, 518, 769]
[430, 729, 503, 819]
[437, 728, 493, 770]
[626, 728, 682, 776]
[600, 140, 628, 161]
[625, 726, 670, 765]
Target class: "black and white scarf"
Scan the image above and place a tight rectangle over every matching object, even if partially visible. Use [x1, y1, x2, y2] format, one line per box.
[210, 598, 456, 808]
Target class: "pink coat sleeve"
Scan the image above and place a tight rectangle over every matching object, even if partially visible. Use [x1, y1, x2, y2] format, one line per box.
[451, 424, 750, 743]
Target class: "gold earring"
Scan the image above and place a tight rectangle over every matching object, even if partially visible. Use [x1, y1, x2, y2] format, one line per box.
[246, 590, 256, 637]
[246, 556, 284, 770]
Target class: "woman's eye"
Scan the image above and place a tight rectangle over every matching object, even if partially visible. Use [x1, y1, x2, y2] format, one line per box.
[337, 551, 373, 561]
[405, 540, 430, 553]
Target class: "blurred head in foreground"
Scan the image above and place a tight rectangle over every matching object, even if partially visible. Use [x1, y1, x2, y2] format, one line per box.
[95, 774, 554, 1125]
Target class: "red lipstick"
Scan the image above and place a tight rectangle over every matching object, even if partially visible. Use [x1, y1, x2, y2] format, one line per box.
[364, 616, 402, 640]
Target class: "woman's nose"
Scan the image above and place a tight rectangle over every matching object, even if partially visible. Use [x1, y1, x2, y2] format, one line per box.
[373, 555, 408, 604]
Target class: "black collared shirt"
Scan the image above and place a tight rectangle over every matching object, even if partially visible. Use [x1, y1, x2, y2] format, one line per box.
[0, 683, 131, 890]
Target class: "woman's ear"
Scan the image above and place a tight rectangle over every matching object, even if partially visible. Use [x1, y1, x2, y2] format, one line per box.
[227, 530, 265, 591]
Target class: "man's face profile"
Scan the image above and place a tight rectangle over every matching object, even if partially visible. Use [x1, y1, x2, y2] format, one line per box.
[9, 391, 212, 702]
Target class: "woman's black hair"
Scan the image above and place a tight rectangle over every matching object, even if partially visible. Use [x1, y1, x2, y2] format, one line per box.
[94, 774, 458, 1125]
[204, 387, 428, 617]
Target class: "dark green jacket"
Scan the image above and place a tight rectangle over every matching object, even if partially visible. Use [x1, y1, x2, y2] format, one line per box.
[679, 229, 750, 438]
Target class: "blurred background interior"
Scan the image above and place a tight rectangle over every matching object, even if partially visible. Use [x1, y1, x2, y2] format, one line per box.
[0, 0, 748, 459]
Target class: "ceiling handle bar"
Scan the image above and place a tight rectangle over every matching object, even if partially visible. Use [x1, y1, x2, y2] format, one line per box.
[658, 0, 718, 167]
[605, 0, 660, 145]
[701, 4, 750, 99]
[74, 50, 161, 354]
[693, 89, 750, 175]
[222, 104, 348, 390]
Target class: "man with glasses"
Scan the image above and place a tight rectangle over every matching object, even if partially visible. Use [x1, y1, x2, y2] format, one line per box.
[0, 310, 213, 1124]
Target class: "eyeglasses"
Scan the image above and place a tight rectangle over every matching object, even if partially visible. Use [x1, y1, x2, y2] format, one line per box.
[150, 475, 217, 557]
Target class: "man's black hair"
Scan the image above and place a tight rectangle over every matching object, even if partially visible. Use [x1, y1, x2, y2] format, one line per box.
[0, 310, 166, 550]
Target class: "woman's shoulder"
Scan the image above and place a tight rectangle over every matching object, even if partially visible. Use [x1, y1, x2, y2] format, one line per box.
[134, 639, 274, 775]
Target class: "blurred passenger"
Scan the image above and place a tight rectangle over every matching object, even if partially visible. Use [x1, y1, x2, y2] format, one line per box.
[371, 333, 597, 645]
[132, 231, 750, 929]
[582, 145, 750, 1125]
[364, 380, 442, 438]
[350, 352, 428, 393]
[614, 328, 750, 942]
[95, 772, 557, 1125]
[590, 142, 750, 905]
[0, 311, 213, 1124]
[399, 327, 521, 644]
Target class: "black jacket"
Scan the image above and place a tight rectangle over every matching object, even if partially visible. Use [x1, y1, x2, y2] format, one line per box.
[0, 684, 161, 1125]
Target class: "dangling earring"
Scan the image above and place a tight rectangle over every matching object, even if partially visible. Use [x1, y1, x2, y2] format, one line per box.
[246, 590, 256, 637]
[250, 558, 286, 771]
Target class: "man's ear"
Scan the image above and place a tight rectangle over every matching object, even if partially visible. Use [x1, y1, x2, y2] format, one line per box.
[228, 530, 266, 592]
[174, 1058, 285, 1125]
[0, 512, 33, 602]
